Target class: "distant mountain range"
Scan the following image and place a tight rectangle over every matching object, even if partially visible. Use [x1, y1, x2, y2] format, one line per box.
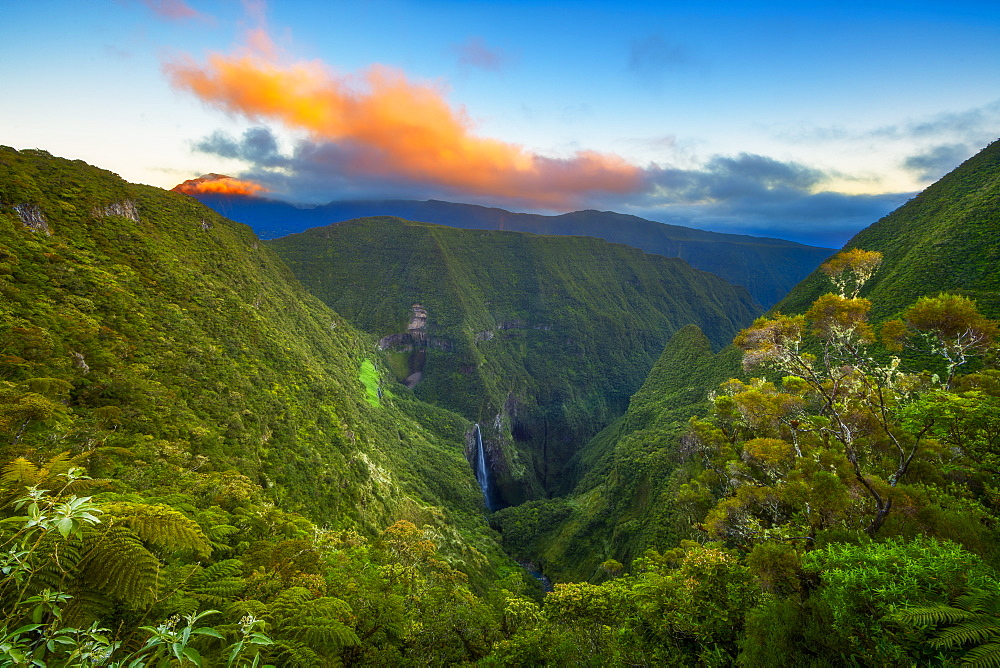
[184, 190, 834, 307]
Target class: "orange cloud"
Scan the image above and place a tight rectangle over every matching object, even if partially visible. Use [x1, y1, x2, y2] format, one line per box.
[165, 35, 642, 209]
[173, 174, 268, 196]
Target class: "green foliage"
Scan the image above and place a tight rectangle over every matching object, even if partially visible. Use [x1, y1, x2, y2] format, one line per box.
[892, 588, 1000, 667]
[803, 537, 998, 663]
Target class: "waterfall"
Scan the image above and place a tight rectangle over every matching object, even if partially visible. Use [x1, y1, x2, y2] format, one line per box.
[473, 424, 496, 511]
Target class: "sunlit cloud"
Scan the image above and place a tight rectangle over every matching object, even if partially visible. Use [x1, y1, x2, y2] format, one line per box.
[165, 30, 641, 209]
[172, 173, 268, 196]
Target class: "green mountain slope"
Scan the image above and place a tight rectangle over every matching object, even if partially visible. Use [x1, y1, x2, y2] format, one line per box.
[193, 193, 834, 307]
[776, 139, 1000, 320]
[267, 217, 761, 503]
[0, 147, 501, 567]
[519, 138, 1000, 583]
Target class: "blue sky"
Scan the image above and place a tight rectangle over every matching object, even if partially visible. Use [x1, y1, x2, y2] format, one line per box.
[3, 0, 999, 246]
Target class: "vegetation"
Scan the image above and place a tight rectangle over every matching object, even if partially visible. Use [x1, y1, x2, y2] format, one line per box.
[5, 143, 1000, 666]
[268, 216, 760, 504]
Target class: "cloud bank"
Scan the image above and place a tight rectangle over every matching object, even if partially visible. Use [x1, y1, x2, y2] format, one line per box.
[166, 31, 640, 209]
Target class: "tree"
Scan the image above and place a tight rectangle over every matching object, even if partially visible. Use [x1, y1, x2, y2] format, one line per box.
[688, 249, 1000, 542]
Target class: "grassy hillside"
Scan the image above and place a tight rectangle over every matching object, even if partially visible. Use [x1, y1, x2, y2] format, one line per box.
[194, 194, 833, 307]
[267, 217, 761, 503]
[0, 146, 504, 570]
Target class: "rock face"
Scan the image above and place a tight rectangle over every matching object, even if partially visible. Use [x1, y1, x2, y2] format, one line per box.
[378, 303, 433, 388]
[91, 200, 139, 222]
[14, 203, 50, 234]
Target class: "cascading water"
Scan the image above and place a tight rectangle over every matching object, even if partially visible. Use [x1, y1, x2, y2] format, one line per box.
[473, 424, 496, 511]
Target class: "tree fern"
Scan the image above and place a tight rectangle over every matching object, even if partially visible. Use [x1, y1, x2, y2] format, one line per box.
[272, 638, 324, 668]
[100, 502, 211, 558]
[891, 588, 1000, 666]
[0, 453, 108, 505]
[77, 523, 161, 607]
[267, 587, 359, 662]
[187, 559, 246, 607]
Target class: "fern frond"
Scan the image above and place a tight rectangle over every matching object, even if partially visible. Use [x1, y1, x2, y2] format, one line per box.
[1, 458, 40, 488]
[286, 621, 359, 652]
[934, 619, 1000, 650]
[192, 579, 246, 607]
[273, 639, 325, 668]
[965, 642, 1000, 668]
[189, 559, 243, 585]
[892, 604, 974, 627]
[61, 588, 113, 627]
[79, 524, 160, 608]
[159, 593, 201, 618]
[101, 502, 211, 558]
[268, 587, 314, 624]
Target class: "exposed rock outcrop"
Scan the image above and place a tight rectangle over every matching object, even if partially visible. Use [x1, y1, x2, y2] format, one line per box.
[14, 203, 50, 234]
[91, 200, 139, 222]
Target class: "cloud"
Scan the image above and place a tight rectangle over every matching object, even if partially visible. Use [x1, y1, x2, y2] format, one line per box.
[628, 35, 690, 82]
[194, 127, 286, 167]
[173, 173, 268, 196]
[454, 37, 510, 72]
[645, 153, 825, 202]
[165, 31, 640, 209]
[902, 143, 973, 181]
[611, 153, 907, 247]
[782, 100, 1000, 166]
[170, 29, 906, 245]
[192, 126, 904, 246]
[140, 0, 209, 23]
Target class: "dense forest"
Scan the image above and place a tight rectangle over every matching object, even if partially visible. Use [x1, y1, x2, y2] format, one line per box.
[268, 217, 759, 505]
[2, 140, 1000, 666]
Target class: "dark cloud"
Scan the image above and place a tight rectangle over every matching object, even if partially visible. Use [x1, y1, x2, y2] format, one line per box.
[193, 129, 906, 247]
[453, 37, 511, 72]
[194, 127, 284, 167]
[628, 35, 689, 81]
[650, 153, 825, 201]
[902, 143, 973, 181]
[611, 153, 906, 247]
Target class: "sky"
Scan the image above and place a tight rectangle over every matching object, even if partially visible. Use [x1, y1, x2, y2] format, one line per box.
[3, 1, 1000, 247]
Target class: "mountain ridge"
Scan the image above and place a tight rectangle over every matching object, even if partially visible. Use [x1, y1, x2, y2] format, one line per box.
[188, 191, 833, 307]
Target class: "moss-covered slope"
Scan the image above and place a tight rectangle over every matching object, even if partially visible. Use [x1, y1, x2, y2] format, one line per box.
[0, 147, 503, 576]
[267, 217, 761, 503]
